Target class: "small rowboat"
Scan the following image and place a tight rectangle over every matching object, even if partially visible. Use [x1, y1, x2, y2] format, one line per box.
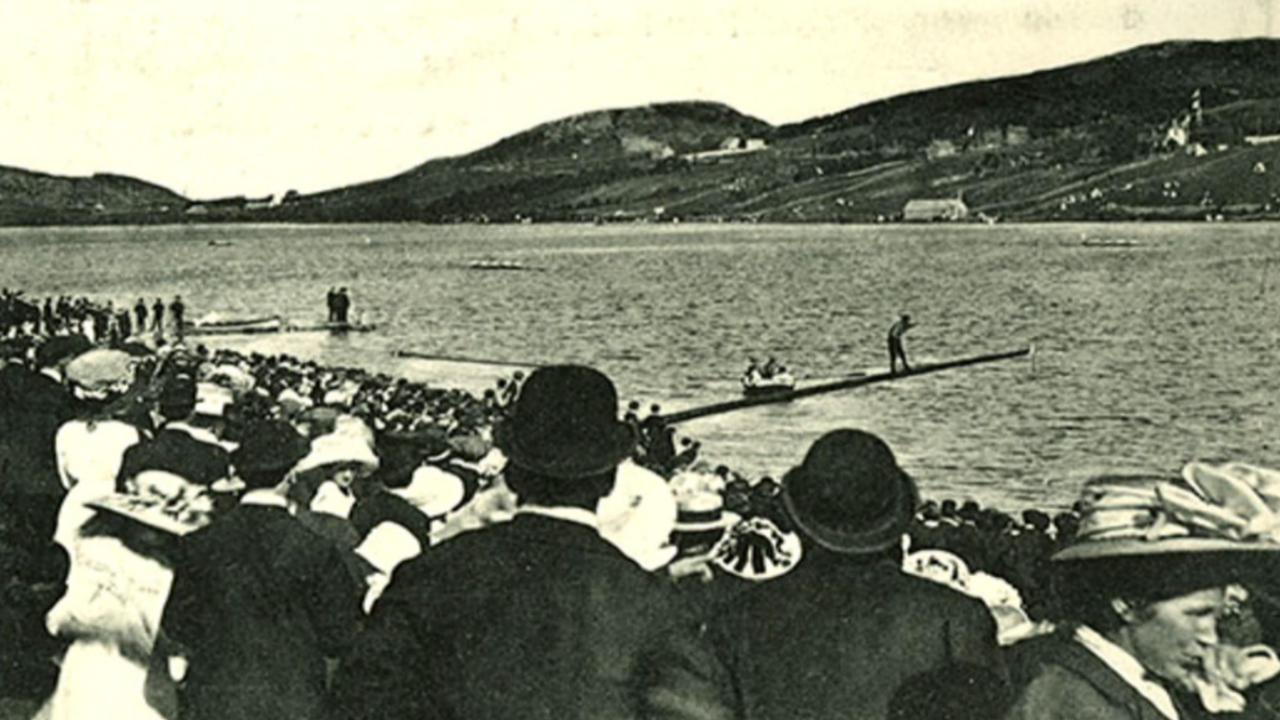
[185, 316, 285, 336]
[467, 259, 537, 271]
[741, 373, 796, 397]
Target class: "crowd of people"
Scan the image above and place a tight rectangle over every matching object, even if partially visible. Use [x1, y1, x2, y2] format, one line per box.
[4, 290, 1280, 720]
[1, 290, 187, 346]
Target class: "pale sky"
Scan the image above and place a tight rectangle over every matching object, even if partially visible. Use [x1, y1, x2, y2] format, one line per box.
[0, 0, 1274, 198]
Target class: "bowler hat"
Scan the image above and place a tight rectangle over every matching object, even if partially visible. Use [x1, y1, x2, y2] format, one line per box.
[373, 429, 449, 488]
[781, 429, 918, 554]
[493, 365, 636, 479]
[35, 334, 91, 369]
[231, 420, 310, 478]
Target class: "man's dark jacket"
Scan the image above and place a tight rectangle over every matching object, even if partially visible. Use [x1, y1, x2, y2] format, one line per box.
[116, 426, 230, 488]
[161, 503, 362, 720]
[708, 547, 1006, 720]
[332, 513, 732, 720]
[0, 363, 72, 500]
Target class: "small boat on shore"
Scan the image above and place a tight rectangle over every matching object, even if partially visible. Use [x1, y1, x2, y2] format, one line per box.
[184, 316, 376, 337]
[185, 316, 284, 336]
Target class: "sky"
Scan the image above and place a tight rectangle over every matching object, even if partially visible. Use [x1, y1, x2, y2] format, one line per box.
[0, 0, 1275, 199]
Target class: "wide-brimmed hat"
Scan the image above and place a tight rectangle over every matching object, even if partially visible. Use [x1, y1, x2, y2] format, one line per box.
[672, 491, 741, 533]
[1053, 464, 1280, 562]
[64, 348, 134, 392]
[231, 420, 311, 477]
[195, 382, 235, 418]
[88, 470, 215, 536]
[781, 429, 918, 554]
[493, 365, 636, 479]
[711, 516, 803, 581]
[294, 432, 380, 478]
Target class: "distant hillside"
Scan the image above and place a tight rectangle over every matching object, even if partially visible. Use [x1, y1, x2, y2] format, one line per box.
[261, 39, 1280, 225]
[4, 39, 1280, 226]
[0, 166, 187, 225]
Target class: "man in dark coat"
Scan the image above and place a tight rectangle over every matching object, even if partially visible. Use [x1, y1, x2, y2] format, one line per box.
[116, 374, 231, 490]
[161, 420, 361, 720]
[0, 336, 84, 538]
[333, 365, 731, 720]
[708, 429, 1005, 720]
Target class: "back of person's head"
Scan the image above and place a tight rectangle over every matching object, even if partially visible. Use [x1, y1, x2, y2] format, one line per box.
[231, 420, 309, 490]
[159, 373, 197, 422]
[494, 365, 634, 509]
[782, 429, 917, 557]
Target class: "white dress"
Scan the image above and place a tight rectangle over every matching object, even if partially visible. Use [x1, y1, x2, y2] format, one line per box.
[53, 419, 141, 549]
[39, 533, 174, 720]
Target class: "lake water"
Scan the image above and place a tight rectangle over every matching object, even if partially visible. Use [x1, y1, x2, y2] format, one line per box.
[5, 221, 1280, 512]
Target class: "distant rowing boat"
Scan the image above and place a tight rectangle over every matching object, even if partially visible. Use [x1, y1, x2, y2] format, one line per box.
[1080, 238, 1140, 248]
[467, 259, 541, 271]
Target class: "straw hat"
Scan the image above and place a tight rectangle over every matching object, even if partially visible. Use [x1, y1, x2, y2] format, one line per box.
[672, 491, 741, 533]
[64, 348, 134, 392]
[294, 432, 380, 478]
[195, 382, 235, 418]
[1053, 465, 1280, 562]
[88, 470, 214, 536]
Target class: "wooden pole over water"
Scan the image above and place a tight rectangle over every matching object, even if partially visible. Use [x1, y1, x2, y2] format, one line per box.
[392, 349, 544, 368]
[660, 346, 1032, 425]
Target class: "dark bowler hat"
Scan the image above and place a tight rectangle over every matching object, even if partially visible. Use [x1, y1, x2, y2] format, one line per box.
[35, 334, 92, 369]
[231, 420, 310, 478]
[372, 428, 450, 489]
[781, 429, 918, 554]
[494, 365, 636, 479]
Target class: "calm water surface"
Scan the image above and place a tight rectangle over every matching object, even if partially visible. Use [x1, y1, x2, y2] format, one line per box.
[5, 221, 1280, 511]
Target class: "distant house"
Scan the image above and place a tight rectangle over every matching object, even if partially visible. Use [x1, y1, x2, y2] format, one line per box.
[903, 198, 968, 222]
[681, 137, 769, 162]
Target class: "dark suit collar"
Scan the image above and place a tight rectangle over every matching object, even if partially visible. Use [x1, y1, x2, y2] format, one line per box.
[505, 513, 623, 558]
[1050, 636, 1179, 720]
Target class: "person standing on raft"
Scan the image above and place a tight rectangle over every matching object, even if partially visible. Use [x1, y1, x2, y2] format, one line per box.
[888, 314, 915, 374]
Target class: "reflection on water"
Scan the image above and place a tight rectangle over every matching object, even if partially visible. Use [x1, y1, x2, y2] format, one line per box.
[5, 221, 1280, 511]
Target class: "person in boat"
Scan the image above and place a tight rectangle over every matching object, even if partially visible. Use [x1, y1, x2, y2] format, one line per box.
[761, 357, 780, 379]
[743, 358, 763, 385]
[888, 313, 915, 374]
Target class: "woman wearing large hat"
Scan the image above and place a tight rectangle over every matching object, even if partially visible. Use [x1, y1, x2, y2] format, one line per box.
[1007, 466, 1280, 720]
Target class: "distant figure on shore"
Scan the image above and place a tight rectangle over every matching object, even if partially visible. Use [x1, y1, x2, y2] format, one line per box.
[134, 299, 147, 335]
[170, 296, 186, 341]
[888, 313, 915, 374]
[326, 288, 338, 323]
[151, 298, 164, 334]
[333, 288, 351, 325]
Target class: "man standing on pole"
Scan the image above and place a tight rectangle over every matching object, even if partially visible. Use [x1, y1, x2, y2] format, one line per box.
[887, 313, 915, 374]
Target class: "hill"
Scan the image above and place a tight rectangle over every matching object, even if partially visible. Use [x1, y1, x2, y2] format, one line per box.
[261, 39, 1280, 224]
[4, 39, 1280, 225]
[0, 166, 187, 225]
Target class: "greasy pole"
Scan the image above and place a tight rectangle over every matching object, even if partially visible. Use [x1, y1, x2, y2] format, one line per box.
[659, 346, 1032, 426]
